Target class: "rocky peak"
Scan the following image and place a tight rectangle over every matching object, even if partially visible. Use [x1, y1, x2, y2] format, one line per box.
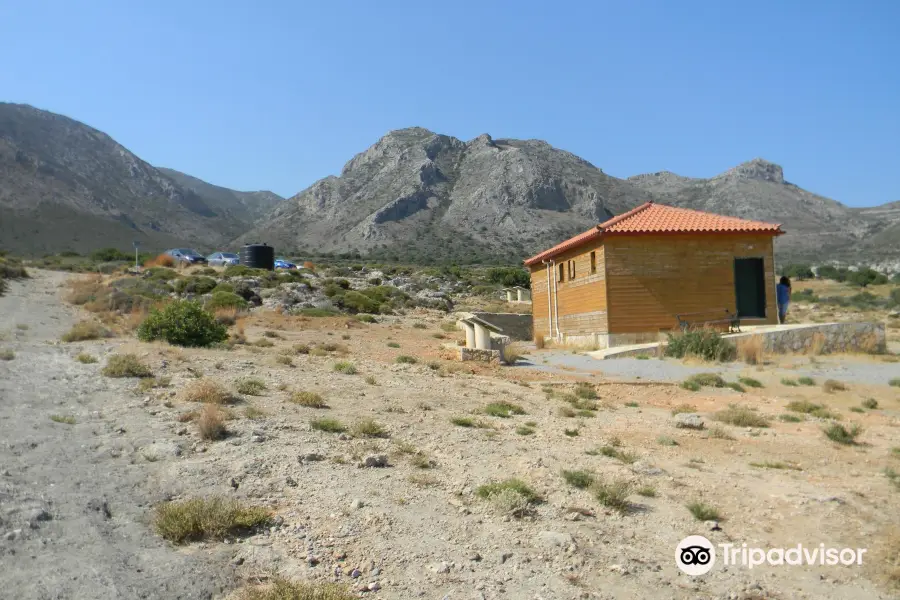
[719, 158, 785, 184]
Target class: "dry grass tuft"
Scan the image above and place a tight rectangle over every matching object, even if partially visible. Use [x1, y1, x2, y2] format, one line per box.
[153, 496, 269, 544]
[61, 320, 110, 342]
[234, 578, 355, 600]
[714, 404, 770, 428]
[823, 379, 848, 393]
[534, 336, 545, 349]
[102, 354, 153, 378]
[144, 254, 176, 268]
[183, 379, 234, 404]
[235, 377, 267, 396]
[290, 391, 327, 408]
[501, 342, 526, 364]
[736, 335, 764, 365]
[197, 404, 227, 440]
[352, 418, 388, 438]
[75, 352, 98, 364]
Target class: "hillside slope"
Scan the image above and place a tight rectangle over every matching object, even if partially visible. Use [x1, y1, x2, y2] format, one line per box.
[0, 103, 270, 255]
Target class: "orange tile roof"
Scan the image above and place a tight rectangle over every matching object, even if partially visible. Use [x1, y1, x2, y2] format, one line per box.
[523, 202, 783, 266]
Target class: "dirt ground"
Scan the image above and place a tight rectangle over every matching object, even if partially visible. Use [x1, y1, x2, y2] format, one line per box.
[2, 271, 899, 599]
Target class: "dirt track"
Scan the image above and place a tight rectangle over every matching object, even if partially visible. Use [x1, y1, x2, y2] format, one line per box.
[0, 270, 233, 600]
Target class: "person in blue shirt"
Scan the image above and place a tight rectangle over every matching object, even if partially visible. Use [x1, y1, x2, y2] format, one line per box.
[776, 276, 791, 324]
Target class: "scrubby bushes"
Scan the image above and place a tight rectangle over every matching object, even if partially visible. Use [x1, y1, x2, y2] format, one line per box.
[205, 291, 249, 311]
[173, 276, 217, 295]
[665, 330, 736, 362]
[153, 497, 270, 543]
[137, 300, 228, 347]
[0, 256, 28, 296]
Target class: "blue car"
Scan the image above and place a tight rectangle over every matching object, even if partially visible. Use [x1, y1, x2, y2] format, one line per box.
[274, 258, 297, 270]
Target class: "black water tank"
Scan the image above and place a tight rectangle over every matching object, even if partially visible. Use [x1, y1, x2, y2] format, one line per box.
[240, 243, 275, 271]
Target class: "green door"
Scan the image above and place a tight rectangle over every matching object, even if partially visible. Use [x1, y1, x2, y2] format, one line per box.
[734, 258, 766, 318]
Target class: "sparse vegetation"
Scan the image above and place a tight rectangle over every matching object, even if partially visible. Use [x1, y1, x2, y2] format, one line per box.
[725, 382, 745, 392]
[890, 378, 900, 388]
[50, 414, 76, 425]
[823, 423, 862, 445]
[310, 417, 346, 433]
[395, 355, 417, 364]
[686, 372, 726, 388]
[681, 380, 701, 392]
[235, 579, 355, 600]
[665, 330, 736, 362]
[197, 404, 227, 440]
[564, 428, 580, 437]
[707, 424, 735, 440]
[785, 400, 839, 420]
[352, 418, 387, 438]
[594, 479, 633, 513]
[137, 300, 228, 347]
[597, 445, 638, 464]
[636, 485, 657, 497]
[476, 479, 540, 506]
[333, 361, 357, 374]
[75, 352, 97, 364]
[714, 404, 770, 428]
[0, 349, 14, 361]
[102, 353, 153, 378]
[750, 461, 802, 471]
[234, 377, 266, 396]
[482, 401, 526, 418]
[275, 354, 293, 366]
[153, 496, 270, 544]
[781, 377, 798, 387]
[561, 469, 595, 489]
[501, 342, 525, 364]
[862, 398, 879, 410]
[61, 320, 109, 342]
[738, 376, 763, 388]
[290, 391, 327, 408]
[386, 342, 400, 348]
[671, 404, 697, 415]
[515, 425, 535, 435]
[657, 435, 678, 446]
[736, 335, 764, 365]
[183, 379, 233, 404]
[798, 376, 816, 386]
[687, 501, 721, 521]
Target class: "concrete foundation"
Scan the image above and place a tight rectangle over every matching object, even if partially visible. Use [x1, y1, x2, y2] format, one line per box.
[459, 347, 501, 363]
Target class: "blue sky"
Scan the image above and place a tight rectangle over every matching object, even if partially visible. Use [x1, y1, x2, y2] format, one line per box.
[2, 0, 898, 205]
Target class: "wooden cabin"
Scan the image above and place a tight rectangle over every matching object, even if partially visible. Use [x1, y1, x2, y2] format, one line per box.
[523, 202, 785, 348]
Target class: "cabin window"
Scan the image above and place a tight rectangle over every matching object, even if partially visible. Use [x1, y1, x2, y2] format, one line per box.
[558, 263, 564, 282]
[590, 251, 596, 274]
[568, 260, 575, 279]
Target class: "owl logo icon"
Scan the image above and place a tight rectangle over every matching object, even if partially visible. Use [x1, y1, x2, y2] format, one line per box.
[676, 536, 716, 575]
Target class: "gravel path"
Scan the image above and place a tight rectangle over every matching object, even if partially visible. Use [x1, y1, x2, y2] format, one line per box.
[522, 350, 900, 385]
[0, 271, 234, 600]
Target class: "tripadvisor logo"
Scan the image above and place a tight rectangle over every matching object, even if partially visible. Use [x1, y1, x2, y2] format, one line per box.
[676, 535, 716, 575]
[676, 536, 868, 575]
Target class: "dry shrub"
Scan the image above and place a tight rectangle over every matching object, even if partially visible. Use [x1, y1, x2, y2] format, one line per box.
[808, 333, 826, 356]
[66, 275, 105, 306]
[214, 308, 240, 326]
[857, 332, 883, 355]
[197, 404, 226, 440]
[61, 320, 110, 342]
[501, 342, 526, 365]
[534, 336, 545, 349]
[290, 391, 327, 408]
[153, 496, 269, 543]
[183, 378, 233, 404]
[144, 254, 176, 268]
[235, 578, 354, 600]
[736, 335, 764, 365]
[302, 261, 315, 271]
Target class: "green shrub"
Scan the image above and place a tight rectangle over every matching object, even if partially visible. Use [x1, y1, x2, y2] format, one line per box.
[332, 361, 357, 374]
[223, 265, 258, 278]
[174, 276, 217, 295]
[211, 282, 234, 294]
[781, 377, 798, 387]
[337, 290, 381, 314]
[476, 479, 540, 503]
[102, 354, 153, 378]
[687, 501, 721, 521]
[778, 413, 802, 423]
[738, 377, 763, 388]
[665, 331, 735, 362]
[146, 267, 179, 281]
[0, 349, 14, 361]
[297, 307, 340, 317]
[561, 469, 595, 489]
[91, 247, 131, 262]
[685, 373, 726, 388]
[352, 418, 387, 438]
[205, 291, 249, 311]
[861, 398, 878, 410]
[482, 401, 526, 418]
[138, 301, 228, 347]
[395, 355, 418, 364]
[890, 378, 900, 388]
[798, 376, 815, 386]
[153, 497, 270, 544]
[726, 382, 745, 392]
[824, 423, 862, 445]
[681, 380, 701, 392]
[594, 479, 633, 513]
[310, 418, 346, 433]
[75, 352, 97, 364]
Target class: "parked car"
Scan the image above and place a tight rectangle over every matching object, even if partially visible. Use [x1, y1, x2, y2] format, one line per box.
[274, 258, 297, 270]
[207, 252, 240, 267]
[164, 248, 208, 265]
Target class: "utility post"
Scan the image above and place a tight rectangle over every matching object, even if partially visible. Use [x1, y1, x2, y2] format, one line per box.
[133, 240, 141, 272]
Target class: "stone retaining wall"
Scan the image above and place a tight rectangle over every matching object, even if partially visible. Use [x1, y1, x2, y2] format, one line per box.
[749, 322, 885, 355]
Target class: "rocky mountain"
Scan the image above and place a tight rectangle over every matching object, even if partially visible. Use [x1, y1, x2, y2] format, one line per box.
[0, 103, 282, 255]
[626, 158, 874, 262]
[239, 128, 652, 263]
[243, 128, 892, 265]
[158, 168, 283, 224]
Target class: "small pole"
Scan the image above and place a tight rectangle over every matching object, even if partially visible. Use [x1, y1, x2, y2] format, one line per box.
[133, 240, 141, 272]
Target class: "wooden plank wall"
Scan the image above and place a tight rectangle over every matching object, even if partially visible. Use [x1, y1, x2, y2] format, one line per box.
[529, 240, 608, 338]
[604, 233, 778, 334]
